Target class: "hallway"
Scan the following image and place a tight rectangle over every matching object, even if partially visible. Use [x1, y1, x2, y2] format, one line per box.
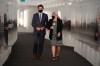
[3, 33, 93, 66]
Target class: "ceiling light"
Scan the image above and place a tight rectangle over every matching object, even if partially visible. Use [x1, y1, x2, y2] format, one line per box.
[8, 2, 12, 5]
[68, 2, 72, 5]
[62, 3, 65, 6]
[69, 0, 74, 1]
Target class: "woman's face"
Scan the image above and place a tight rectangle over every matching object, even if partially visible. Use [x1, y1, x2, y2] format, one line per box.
[52, 13, 56, 17]
[52, 12, 58, 20]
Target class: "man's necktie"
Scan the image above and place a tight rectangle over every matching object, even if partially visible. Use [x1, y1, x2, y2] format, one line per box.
[39, 14, 42, 22]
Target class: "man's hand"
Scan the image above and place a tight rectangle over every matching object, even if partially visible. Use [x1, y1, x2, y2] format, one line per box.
[36, 27, 41, 31]
[96, 33, 99, 37]
[50, 26, 54, 29]
[57, 32, 61, 37]
[40, 27, 45, 30]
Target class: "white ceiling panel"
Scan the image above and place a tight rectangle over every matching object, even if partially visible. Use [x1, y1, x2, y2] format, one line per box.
[18, 0, 57, 6]
[17, 0, 100, 6]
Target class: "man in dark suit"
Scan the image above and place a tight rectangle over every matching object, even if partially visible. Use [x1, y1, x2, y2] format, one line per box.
[31, 4, 48, 60]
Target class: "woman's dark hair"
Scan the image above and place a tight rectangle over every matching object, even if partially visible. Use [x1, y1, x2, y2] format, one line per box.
[38, 4, 44, 9]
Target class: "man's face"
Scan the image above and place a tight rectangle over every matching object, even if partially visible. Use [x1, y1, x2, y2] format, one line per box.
[38, 7, 43, 11]
[38, 7, 44, 13]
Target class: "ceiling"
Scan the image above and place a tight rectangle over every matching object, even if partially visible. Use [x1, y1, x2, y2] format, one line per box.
[17, 0, 86, 6]
[18, 0, 57, 6]
[17, 0, 100, 7]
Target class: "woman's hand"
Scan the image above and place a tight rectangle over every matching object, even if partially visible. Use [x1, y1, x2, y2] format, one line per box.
[57, 32, 61, 37]
[40, 27, 45, 30]
[50, 26, 54, 29]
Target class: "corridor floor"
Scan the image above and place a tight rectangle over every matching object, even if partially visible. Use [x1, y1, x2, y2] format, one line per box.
[3, 33, 93, 66]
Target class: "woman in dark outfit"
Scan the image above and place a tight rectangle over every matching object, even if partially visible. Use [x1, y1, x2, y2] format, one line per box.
[95, 15, 100, 41]
[47, 12, 63, 61]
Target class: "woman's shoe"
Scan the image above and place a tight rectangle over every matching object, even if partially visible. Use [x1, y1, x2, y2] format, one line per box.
[56, 56, 59, 60]
[37, 56, 43, 61]
[52, 57, 57, 61]
[32, 54, 37, 60]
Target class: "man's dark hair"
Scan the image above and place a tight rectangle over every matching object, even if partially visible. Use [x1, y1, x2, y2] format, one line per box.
[38, 4, 44, 9]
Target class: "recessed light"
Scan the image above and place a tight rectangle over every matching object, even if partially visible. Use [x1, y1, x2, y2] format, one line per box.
[68, 2, 72, 5]
[8, 2, 12, 5]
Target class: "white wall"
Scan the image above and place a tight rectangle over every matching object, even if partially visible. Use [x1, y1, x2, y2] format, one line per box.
[18, 6, 37, 32]
[0, 0, 18, 66]
[43, 0, 100, 45]
[0, 0, 17, 22]
[0, 0, 7, 22]
[44, 1, 100, 23]
[0, 0, 4, 22]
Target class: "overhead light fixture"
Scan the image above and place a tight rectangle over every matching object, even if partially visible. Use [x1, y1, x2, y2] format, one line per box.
[76, 0, 79, 2]
[76, 0, 83, 2]
[7, 2, 12, 5]
[68, 2, 72, 5]
[69, 0, 74, 1]
[62, 3, 65, 6]
[58, 3, 62, 6]
[80, 0, 83, 1]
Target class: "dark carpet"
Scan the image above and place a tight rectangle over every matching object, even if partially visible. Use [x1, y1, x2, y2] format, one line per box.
[3, 33, 93, 66]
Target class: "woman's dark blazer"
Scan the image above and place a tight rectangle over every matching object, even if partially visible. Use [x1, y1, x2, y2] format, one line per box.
[47, 18, 63, 40]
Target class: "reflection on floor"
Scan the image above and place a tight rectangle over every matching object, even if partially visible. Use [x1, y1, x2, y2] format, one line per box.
[3, 33, 93, 66]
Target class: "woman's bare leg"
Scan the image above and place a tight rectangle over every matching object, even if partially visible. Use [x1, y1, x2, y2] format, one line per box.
[52, 45, 56, 57]
[56, 46, 60, 57]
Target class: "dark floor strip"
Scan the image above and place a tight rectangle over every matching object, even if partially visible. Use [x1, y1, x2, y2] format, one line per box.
[3, 32, 93, 66]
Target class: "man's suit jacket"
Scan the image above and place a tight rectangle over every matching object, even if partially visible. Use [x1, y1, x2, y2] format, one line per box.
[31, 13, 48, 35]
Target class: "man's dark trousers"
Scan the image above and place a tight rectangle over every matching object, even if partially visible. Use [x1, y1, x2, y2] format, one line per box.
[33, 30, 45, 57]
